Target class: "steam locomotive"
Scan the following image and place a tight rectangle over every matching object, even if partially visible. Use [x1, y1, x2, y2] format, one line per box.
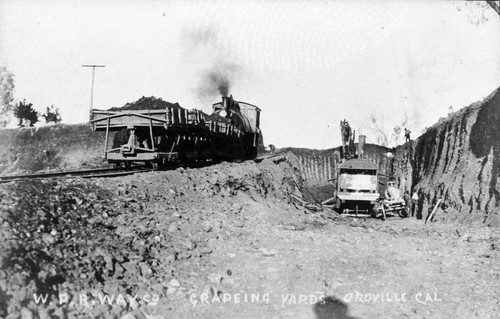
[90, 95, 261, 168]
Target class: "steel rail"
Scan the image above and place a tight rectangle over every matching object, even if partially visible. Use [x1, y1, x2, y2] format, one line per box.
[0, 167, 150, 183]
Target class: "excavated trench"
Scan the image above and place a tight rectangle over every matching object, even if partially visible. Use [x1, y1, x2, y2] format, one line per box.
[293, 87, 500, 226]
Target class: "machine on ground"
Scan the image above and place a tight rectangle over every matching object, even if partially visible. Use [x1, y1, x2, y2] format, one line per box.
[326, 119, 407, 219]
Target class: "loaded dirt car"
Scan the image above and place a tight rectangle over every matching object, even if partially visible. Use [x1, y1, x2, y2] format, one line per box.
[89, 95, 261, 168]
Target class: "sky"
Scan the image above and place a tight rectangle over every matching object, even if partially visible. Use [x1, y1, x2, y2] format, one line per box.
[0, 0, 499, 149]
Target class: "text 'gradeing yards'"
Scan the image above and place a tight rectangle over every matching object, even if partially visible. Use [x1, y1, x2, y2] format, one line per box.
[188, 289, 443, 308]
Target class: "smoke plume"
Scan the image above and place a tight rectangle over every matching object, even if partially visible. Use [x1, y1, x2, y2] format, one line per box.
[196, 61, 240, 98]
[183, 26, 242, 99]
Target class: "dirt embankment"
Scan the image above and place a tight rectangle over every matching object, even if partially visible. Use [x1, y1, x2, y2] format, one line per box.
[0, 124, 114, 174]
[391, 88, 500, 226]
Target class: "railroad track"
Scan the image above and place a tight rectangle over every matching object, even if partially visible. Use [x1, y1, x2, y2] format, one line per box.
[0, 167, 154, 183]
[0, 159, 230, 183]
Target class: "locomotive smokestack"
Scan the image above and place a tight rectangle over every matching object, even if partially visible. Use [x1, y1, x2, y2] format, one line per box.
[222, 94, 234, 110]
[222, 95, 229, 110]
[358, 135, 366, 157]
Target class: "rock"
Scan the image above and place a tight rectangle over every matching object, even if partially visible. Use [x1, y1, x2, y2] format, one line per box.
[41, 233, 56, 245]
[181, 238, 195, 251]
[128, 294, 139, 310]
[38, 309, 51, 319]
[259, 248, 277, 257]
[222, 277, 237, 287]
[233, 220, 245, 228]
[37, 270, 48, 281]
[177, 252, 191, 260]
[111, 304, 126, 318]
[154, 235, 161, 242]
[294, 224, 306, 231]
[121, 313, 137, 319]
[140, 263, 153, 279]
[208, 273, 222, 284]
[151, 283, 165, 295]
[167, 222, 177, 233]
[20, 307, 33, 319]
[199, 247, 213, 255]
[169, 278, 181, 287]
[164, 254, 175, 264]
[202, 221, 213, 232]
[142, 312, 165, 319]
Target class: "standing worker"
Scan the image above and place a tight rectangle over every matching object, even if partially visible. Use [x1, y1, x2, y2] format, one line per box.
[268, 144, 276, 154]
[340, 119, 351, 158]
[411, 191, 419, 217]
[403, 190, 411, 218]
[404, 128, 411, 143]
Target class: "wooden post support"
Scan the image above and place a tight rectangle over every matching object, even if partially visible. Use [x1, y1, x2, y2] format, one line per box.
[149, 118, 155, 151]
[104, 117, 110, 159]
[425, 198, 442, 224]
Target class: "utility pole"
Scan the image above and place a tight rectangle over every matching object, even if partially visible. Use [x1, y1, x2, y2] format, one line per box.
[82, 64, 105, 111]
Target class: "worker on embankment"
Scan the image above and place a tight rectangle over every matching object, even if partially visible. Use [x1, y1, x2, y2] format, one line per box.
[404, 128, 411, 143]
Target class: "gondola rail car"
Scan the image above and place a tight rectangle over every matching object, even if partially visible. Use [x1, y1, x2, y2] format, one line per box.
[90, 95, 261, 168]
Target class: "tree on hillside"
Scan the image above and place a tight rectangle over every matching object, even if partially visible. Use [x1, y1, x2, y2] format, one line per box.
[13, 100, 38, 127]
[368, 113, 410, 147]
[369, 114, 389, 147]
[42, 105, 62, 123]
[0, 67, 15, 128]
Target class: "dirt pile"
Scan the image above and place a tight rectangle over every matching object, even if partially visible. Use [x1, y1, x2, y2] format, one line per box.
[107, 96, 183, 111]
[0, 154, 308, 319]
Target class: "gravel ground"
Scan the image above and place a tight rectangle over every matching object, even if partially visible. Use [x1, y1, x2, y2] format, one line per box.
[1, 154, 499, 319]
